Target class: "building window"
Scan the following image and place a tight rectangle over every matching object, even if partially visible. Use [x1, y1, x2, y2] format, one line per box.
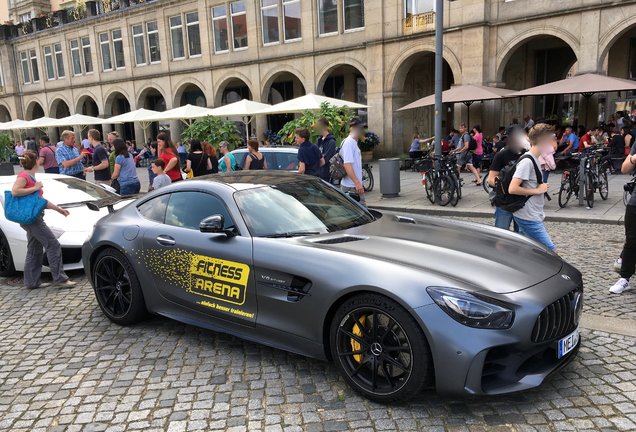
[81, 37, 93, 73]
[343, 0, 364, 31]
[212, 5, 229, 53]
[19, 13, 31, 23]
[112, 29, 125, 69]
[43, 46, 55, 80]
[261, 0, 279, 45]
[282, 0, 301, 41]
[29, 49, 39, 82]
[99, 32, 112, 71]
[318, 0, 338, 35]
[54, 43, 65, 78]
[70, 39, 82, 75]
[405, 0, 434, 17]
[230, 2, 248, 50]
[186, 12, 201, 56]
[19, 51, 30, 84]
[147, 21, 161, 63]
[169, 15, 185, 60]
[132, 24, 146, 65]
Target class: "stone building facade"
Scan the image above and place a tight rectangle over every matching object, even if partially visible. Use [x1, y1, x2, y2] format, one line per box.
[0, 0, 635, 154]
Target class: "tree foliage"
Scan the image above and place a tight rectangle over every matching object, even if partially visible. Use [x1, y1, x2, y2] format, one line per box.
[181, 116, 242, 149]
[278, 103, 355, 145]
[0, 133, 12, 162]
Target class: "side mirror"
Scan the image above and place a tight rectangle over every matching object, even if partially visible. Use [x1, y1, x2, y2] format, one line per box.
[199, 215, 236, 237]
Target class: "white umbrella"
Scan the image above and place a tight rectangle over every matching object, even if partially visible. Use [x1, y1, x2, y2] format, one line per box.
[209, 100, 272, 141]
[107, 108, 160, 144]
[0, 119, 30, 131]
[257, 93, 368, 115]
[22, 116, 60, 130]
[51, 114, 114, 129]
[146, 104, 216, 125]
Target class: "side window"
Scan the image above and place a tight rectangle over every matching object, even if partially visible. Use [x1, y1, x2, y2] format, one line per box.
[137, 194, 170, 223]
[165, 191, 233, 230]
[277, 152, 299, 171]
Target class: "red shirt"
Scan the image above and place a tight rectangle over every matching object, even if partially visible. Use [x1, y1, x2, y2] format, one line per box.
[160, 149, 182, 182]
[579, 133, 591, 152]
[18, 171, 43, 196]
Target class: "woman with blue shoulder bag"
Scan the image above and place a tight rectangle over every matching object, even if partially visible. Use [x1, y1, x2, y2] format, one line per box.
[10, 151, 76, 290]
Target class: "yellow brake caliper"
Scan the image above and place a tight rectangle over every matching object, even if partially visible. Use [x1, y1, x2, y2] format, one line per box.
[351, 315, 367, 363]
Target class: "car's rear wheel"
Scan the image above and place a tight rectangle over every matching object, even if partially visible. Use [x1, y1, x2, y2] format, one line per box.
[92, 248, 147, 325]
[0, 230, 16, 277]
[330, 293, 432, 403]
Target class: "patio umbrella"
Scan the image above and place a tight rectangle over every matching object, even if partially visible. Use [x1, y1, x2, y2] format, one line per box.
[145, 104, 216, 126]
[396, 84, 515, 126]
[107, 108, 160, 144]
[0, 119, 31, 131]
[256, 93, 368, 115]
[508, 73, 636, 125]
[209, 99, 272, 141]
[22, 116, 60, 131]
[51, 114, 114, 130]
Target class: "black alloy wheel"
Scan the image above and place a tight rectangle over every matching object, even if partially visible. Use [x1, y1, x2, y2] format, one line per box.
[0, 230, 15, 277]
[92, 248, 147, 325]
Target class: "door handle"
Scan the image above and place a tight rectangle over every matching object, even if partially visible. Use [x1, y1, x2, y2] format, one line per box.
[156, 235, 176, 247]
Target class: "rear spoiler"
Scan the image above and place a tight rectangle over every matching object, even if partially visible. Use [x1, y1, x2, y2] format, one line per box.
[86, 195, 140, 214]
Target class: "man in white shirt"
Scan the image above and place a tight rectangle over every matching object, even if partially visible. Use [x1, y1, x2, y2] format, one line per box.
[340, 118, 366, 206]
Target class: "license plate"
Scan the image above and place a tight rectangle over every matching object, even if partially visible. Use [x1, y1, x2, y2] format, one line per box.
[557, 328, 580, 359]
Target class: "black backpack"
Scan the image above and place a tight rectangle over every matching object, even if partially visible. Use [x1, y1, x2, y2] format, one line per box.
[464, 133, 478, 151]
[493, 154, 543, 213]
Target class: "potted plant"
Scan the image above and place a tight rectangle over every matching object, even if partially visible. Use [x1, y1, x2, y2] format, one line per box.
[181, 116, 242, 149]
[278, 102, 355, 145]
[359, 131, 380, 161]
[0, 133, 15, 174]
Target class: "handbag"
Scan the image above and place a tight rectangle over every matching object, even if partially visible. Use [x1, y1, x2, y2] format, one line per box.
[4, 190, 48, 225]
[111, 178, 121, 194]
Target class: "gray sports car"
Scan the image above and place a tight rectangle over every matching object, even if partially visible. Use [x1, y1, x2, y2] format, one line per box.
[82, 172, 583, 403]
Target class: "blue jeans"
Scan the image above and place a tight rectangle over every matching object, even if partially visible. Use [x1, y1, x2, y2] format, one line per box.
[119, 180, 141, 196]
[494, 207, 519, 232]
[513, 216, 557, 251]
[542, 170, 550, 183]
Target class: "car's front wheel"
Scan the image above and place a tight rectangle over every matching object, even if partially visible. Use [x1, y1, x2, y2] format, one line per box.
[330, 293, 433, 403]
[92, 248, 147, 325]
[0, 230, 16, 277]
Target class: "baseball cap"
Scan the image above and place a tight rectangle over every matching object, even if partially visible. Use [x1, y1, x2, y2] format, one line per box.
[349, 118, 364, 128]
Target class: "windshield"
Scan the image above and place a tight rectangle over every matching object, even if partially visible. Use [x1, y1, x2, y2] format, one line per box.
[43, 177, 118, 205]
[234, 180, 374, 237]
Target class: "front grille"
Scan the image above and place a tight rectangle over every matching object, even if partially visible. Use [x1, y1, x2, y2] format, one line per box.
[531, 288, 582, 343]
[314, 236, 366, 245]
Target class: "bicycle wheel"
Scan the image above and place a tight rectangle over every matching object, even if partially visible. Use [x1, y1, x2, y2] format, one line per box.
[362, 166, 374, 192]
[424, 172, 434, 204]
[558, 176, 572, 208]
[455, 174, 462, 200]
[598, 171, 609, 200]
[450, 176, 460, 207]
[584, 172, 594, 208]
[482, 172, 491, 194]
[434, 175, 455, 207]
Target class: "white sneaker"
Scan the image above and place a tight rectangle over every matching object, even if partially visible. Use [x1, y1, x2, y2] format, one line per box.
[54, 279, 77, 289]
[609, 278, 631, 294]
[613, 258, 623, 273]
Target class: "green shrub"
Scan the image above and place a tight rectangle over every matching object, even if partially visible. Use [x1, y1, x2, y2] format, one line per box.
[181, 116, 242, 149]
[278, 103, 355, 145]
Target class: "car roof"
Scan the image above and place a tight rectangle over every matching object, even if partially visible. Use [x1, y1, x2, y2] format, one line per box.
[231, 146, 298, 153]
[187, 171, 317, 191]
[0, 173, 69, 185]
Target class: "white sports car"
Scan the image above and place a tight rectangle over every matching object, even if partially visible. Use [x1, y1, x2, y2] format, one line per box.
[0, 174, 132, 276]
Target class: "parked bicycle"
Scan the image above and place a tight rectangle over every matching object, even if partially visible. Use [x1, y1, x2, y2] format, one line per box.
[362, 163, 374, 192]
[417, 155, 462, 207]
[557, 146, 610, 208]
[624, 173, 636, 206]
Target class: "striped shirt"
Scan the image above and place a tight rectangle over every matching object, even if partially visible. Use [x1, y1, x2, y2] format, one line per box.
[56, 144, 83, 176]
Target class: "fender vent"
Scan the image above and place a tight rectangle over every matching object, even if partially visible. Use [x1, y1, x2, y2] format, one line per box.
[396, 216, 416, 224]
[313, 236, 366, 245]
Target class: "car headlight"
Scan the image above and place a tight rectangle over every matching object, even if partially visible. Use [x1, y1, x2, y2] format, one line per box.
[427, 287, 514, 329]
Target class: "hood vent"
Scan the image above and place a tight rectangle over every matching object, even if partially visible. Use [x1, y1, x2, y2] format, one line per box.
[313, 235, 367, 245]
[396, 216, 416, 224]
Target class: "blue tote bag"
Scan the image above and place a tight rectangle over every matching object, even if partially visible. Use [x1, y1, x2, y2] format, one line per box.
[4, 190, 48, 225]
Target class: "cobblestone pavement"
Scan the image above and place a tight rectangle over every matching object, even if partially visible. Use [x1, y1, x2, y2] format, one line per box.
[1, 219, 636, 431]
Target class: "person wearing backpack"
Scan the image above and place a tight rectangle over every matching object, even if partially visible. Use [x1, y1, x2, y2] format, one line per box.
[340, 118, 366, 206]
[452, 123, 482, 186]
[508, 124, 557, 253]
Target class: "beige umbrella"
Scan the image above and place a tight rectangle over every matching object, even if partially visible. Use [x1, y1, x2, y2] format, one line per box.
[22, 116, 60, 131]
[0, 119, 30, 131]
[107, 108, 160, 144]
[397, 84, 515, 126]
[508, 73, 636, 125]
[209, 99, 272, 141]
[145, 104, 216, 126]
[51, 114, 114, 129]
[256, 93, 367, 115]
